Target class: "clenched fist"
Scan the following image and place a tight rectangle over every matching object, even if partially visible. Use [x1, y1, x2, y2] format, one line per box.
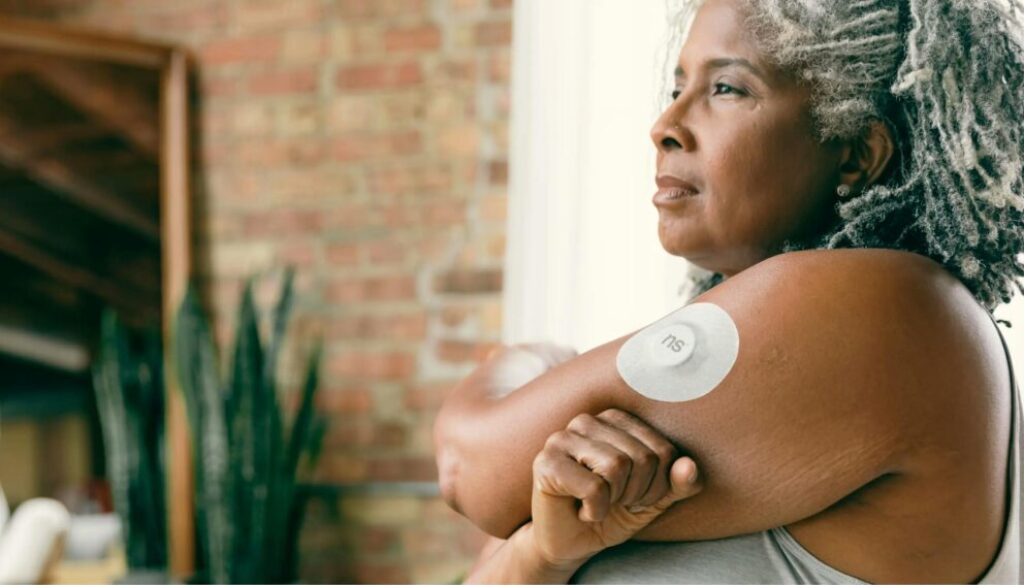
[529, 408, 704, 569]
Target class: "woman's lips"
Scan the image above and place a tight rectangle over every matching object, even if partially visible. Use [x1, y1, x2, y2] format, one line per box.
[653, 174, 701, 207]
[653, 186, 699, 207]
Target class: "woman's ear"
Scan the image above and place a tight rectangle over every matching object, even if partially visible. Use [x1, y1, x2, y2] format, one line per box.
[838, 120, 896, 192]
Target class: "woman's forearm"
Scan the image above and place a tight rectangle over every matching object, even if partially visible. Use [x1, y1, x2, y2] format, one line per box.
[433, 340, 628, 537]
[465, 525, 588, 585]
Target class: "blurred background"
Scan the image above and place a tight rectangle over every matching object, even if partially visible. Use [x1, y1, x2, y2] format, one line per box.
[0, 0, 511, 582]
[0, 1, 1019, 584]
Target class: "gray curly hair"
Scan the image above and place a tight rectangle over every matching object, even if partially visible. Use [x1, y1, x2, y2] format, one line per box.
[670, 0, 1024, 310]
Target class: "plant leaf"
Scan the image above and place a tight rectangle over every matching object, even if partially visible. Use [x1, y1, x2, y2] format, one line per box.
[93, 310, 135, 566]
[175, 285, 233, 584]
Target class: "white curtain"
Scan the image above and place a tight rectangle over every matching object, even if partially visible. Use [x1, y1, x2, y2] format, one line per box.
[504, 0, 690, 353]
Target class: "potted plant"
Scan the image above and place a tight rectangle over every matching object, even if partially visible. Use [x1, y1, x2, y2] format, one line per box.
[173, 269, 326, 584]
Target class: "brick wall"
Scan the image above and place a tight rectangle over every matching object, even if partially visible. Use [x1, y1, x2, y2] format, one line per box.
[0, 0, 512, 581]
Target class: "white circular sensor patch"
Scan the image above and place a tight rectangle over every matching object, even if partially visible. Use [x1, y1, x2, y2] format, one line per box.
[648, 323, 697, 367]
[616, 302, 739, 402]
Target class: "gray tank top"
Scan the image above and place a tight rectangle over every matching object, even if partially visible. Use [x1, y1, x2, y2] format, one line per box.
[573, 313, 1021, 584]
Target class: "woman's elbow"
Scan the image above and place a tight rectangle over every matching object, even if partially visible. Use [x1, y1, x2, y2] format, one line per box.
[435, 438, 463, 513]
[434, 424, 523, 538]
[434, 412, 476, 521]
[444, 478, 523, 538]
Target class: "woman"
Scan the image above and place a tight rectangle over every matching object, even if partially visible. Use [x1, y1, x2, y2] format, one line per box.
[434, 0, 1024, 582]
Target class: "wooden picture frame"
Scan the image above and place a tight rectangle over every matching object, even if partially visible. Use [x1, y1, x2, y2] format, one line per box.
[0, 15, 195, 576]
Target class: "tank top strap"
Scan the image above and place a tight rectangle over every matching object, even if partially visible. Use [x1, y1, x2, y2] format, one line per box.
[987, 312, 1018, 393]
[982, 310, 1021, 584]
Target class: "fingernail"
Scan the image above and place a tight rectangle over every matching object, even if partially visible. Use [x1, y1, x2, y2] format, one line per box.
[627, 505, 648, 514]
[682, 458, 699, 484]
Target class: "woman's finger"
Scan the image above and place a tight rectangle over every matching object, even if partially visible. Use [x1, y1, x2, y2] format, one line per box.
[595, 409, 680, 507]
[625, 457, 704, 522]
[533, 447, 612, 522]
[565, 414, 660, 506]
[545, 430, 631, 505]
[653, 456, 703, 511]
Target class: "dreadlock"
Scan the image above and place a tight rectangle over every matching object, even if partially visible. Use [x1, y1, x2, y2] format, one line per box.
[668, 0, 1024, 309]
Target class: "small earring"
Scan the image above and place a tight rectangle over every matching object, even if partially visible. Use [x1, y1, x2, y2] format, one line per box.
[836, 184, 852, 198]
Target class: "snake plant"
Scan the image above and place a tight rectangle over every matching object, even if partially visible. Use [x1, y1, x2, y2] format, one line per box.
[174, 269, 326, 584]
[92, 310, 168, 570]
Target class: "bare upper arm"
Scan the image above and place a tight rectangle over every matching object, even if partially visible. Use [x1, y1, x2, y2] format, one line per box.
[630, 249, 962, 539]
[441, 249, 970, 539]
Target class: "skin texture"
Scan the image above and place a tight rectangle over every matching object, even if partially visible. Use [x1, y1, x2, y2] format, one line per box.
[434, 0, 1013, 582]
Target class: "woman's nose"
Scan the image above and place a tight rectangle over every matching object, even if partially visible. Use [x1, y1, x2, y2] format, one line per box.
[650, 99, 696, 154]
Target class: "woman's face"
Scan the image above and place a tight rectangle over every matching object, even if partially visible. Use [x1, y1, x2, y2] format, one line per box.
[651, 0, 843, 276]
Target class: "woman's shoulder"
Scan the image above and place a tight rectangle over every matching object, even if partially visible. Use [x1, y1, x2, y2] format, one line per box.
[705, 248, 990, 358]
[729, 248, 968, 306]
[698, 247, 1009, 465]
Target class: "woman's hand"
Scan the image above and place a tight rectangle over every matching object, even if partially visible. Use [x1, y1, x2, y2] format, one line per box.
[529, 408, 704, 569]
[464, 408, 703, 584]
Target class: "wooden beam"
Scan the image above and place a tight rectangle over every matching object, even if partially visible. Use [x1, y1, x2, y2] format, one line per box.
[0, 189, 162, 299]
[0, 122, 111, 158]
[26, 59, 159, 159]
[0, 130, 159, 240]
[48, 149, 142, 171]
[0, 16, 173, 69]
[19, 273, 80, 313]
[0, 230, 158, 323]
[162, 49, 195, 579]
[0, 58, 30, 80]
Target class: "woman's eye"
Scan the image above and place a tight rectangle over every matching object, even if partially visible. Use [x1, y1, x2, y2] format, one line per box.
[712, 83, 745, 96]
[671, 83, 746, 101]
